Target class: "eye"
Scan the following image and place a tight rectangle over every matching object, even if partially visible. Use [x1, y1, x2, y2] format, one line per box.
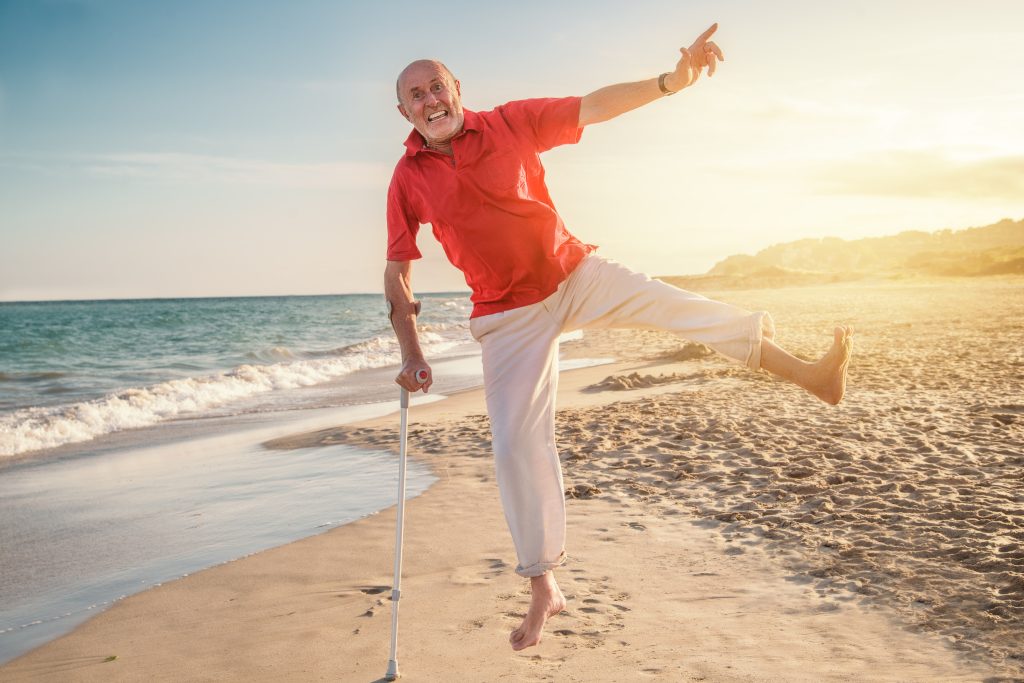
[412, 92, 423, 100]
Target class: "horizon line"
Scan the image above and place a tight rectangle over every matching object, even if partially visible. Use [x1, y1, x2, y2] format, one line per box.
[3, 216, 1018, 305]
[0, 290, 473, 305]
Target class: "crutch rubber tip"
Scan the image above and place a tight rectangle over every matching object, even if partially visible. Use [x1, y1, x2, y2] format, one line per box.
[385, 660, 400, 680]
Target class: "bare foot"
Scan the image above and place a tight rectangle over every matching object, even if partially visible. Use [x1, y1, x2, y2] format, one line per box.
[509, 572, 566, 651]
[807, 325, 853, 405]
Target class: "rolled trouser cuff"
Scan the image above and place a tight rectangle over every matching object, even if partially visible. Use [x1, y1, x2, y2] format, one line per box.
[516, 550, 566, 578]
[746, 311, 776, 371]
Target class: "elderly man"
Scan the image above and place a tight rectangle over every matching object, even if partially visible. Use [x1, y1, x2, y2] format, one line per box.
[384, 24, 852, 651]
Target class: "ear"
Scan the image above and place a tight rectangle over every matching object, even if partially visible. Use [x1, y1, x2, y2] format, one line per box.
[454, 79, 461, 96]
[397, 103, 411, 121]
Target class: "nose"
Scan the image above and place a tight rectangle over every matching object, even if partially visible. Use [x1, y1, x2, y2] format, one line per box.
[425, 91, 440, 106]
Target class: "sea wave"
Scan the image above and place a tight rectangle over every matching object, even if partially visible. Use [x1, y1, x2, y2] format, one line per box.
[245, 346, 298, 362]
[0, 333, 455, 458]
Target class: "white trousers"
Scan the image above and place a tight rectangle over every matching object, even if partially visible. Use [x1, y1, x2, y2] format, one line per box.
[469, 255, 774, 577]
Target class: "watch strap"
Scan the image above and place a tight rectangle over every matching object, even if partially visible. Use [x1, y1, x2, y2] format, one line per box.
[658, 72, 677, 96]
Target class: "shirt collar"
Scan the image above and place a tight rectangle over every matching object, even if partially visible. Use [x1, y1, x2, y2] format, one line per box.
[403, 108, 481, 157]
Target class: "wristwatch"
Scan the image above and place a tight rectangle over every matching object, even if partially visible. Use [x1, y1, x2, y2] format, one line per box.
[658, 72, 678, 96]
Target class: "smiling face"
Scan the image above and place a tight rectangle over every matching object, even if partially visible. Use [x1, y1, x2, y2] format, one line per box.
[396, 60, 465, 148]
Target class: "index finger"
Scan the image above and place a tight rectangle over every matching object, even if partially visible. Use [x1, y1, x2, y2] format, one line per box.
[695, 22, 718, 44]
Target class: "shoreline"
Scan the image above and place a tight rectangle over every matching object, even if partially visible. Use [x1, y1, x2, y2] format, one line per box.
[2, 355, 1009, 681]
[0, 346, 607, 666]
[0, 397, 446, 666]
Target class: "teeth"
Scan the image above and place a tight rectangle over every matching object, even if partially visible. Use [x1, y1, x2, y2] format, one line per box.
[427, 111, 447, 122]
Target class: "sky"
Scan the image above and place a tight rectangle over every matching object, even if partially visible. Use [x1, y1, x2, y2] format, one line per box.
[1, 0, 1022, 301]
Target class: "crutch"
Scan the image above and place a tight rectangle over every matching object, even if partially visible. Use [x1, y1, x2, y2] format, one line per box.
[385, 365, 428, 682]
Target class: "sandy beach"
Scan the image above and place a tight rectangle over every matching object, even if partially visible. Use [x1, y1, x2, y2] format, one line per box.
[3, 278, 1022, 681]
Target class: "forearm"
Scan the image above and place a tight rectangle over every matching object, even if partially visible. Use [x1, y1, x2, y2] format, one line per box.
[384, 260, 424, 362]
[578, 77, 669, 127]
[578, 24, 723, 128]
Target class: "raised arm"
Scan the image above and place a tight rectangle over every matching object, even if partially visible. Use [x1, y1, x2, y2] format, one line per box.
[578, 23, 724, 127]
[384, 259, 433, 393]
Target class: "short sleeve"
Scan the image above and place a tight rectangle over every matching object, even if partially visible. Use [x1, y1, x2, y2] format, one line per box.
[497, 97, 584, 153]
[386, 168, 422, 261]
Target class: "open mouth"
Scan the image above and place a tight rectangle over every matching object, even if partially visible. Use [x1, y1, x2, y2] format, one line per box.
[427, 110, 448, 123]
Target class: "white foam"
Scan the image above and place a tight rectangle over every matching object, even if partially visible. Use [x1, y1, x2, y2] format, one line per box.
[0, 333, 458, 457]
[246, 346, 297, 362]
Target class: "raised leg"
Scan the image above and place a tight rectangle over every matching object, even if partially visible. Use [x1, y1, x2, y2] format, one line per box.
[557, 256, 851, 403]
[558, 256, 774, 371]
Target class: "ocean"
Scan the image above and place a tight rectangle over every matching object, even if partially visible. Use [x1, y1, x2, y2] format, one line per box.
[0, 293, 475, 457]
[0, 293, 480, 663]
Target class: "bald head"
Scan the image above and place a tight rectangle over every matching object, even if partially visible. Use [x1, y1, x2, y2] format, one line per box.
[394, 59, 465, 150]
[396, 59, 456, 105]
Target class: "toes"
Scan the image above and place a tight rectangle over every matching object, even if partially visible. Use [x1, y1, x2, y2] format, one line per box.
[510, 630, 537, 651]
[834, 325, 855, 346]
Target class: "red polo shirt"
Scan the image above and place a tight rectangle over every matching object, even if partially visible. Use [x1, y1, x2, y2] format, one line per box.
[386, 97, 596, 318]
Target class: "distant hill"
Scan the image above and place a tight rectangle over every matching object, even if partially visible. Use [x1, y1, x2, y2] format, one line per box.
[660, 218, 1024, 290]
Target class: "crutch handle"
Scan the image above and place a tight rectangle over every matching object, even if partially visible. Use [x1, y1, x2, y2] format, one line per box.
[401, 369, 429, 408]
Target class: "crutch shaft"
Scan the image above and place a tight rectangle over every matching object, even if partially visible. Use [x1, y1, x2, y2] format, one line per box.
[386, 369, 428, 681]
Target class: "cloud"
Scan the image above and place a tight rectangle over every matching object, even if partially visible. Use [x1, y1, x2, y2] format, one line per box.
[814, 150, 1024, 200]
[2, 151, 391, 189]
[749, 95, 892, 126]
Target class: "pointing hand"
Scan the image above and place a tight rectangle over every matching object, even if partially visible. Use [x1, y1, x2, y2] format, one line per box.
[669, 23, 725, 91]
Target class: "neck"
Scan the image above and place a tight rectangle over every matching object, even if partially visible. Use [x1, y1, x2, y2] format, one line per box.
[425, 138, 454, 156]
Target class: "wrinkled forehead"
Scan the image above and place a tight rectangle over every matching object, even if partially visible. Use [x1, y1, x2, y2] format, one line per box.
[397, 61, 453, 98]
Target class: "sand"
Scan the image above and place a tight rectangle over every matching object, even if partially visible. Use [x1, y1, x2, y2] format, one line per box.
[3, 278, 1022, 681]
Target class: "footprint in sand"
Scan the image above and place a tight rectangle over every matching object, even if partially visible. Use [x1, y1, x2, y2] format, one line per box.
[580, 596, 628, 615]
[483, 557, 510, 577]
[359, 599, 385, 618]
[565, 570, 632, 643]
[458, 617, 487, 633]
[329, 585, 390, 620]
[638, 667, 665, 677]
[450, 558, 511, 585]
